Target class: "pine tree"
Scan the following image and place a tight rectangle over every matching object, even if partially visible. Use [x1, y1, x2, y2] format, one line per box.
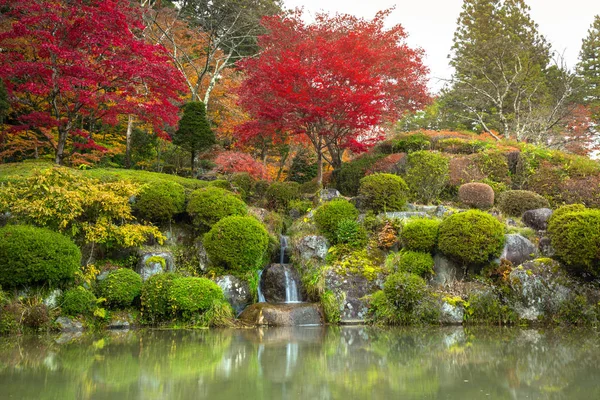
[577, 15, 600, 120]
[173, 102, 215, 174]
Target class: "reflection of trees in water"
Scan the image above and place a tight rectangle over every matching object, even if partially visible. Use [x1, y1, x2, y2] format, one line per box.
[0, 327, 599, 399]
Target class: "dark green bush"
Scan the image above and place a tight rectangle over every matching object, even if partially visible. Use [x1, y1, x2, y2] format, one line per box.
[288, 148, 318, 183]
[547, 208, 600, 276]
[405, 151, 449, 204]
[265, 181, 300, 211]
[141, 272, 178, 323]
[383, 272, 427, 311]
[314, 199, 359, 243]
[392, 133, 431, 153]
[497, 190, 550, 217]
[98, 268, 142, 309]
[229, 172, 256, 201]
[203, 216, 270, 273]
[333, 154, 384, 196]
[186, 187, 247, 229]
[400, 218, 440, 252]
[299, 180, 321, 194]
[61, 286, 97, 317]
[438, 210, 505, 266]
[335, 219, 368, 248]
[385, 251, 434, 277]
[358, 173, 409, 212]
[136, 180, 185, 222]
[169, 277, 224, 318]
[0, 225, 81, 289]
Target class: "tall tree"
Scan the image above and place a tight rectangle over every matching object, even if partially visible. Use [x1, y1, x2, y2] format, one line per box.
[577, 15, 600, 121]
[173, 102, 215, 174]
[0, 0, 185, 165]
[237, 10, 430, 184]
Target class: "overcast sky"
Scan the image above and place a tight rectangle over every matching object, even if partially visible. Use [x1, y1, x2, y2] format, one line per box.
[282, 0, 600, 93]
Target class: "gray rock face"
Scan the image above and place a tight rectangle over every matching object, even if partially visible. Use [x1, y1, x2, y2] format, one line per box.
[406, 204, 438, 214]
[107, 314, 133, 330]
[137, 250, 175, 281]
[239, 303, 323, 326]
[522, 208, 553, 231]
[294, 235, 329, 263]
[162, 224, 194, 246]
[500, 234, 537, 266]
[439, 300, 464, 325]
[55, 317, 84, 333]
[320, 188, 341, 202]
[216, 275, 253, 315]
[434, 205, 450, 218]
[430, 254, 465, 287]
[43, 289, 63, 308]
[324, 269, 384, 323]
[260, 264, 303, 303]
[539, 237, 555, 257]
[380, 211, 430, 220]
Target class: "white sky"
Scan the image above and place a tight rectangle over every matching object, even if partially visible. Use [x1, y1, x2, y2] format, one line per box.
[282, 0, 600, 93]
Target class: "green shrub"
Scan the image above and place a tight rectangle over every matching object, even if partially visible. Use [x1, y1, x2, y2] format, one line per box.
[386, 251, 434, 277]
[438, 210, 505, 266]
[140, 272, 178, 323]
[313, 199, 359, 243]
[61, 286, 97, 317]
[334, 154, 384, 196]
[203, 216, 270, 273]
[458, 182, 495, 209]
[392, 133, 431, 153]
[0, 225, 81, 289]
[186, 187, 247, 229]
[550, 204, 586, 223]
[299, 180, 321, 194]
[288, 199, 313, 216]
[169, 277, 224, 318]
[229, 172, 256, 201]
[547, 208, 600, 276]
[400, 218, 440, 252]
[209, 179, 232, 190]
[383, 272, 427, 311]
[358, 173, 409, 212]
[321, 290, 342, 324]
[335, 219, 368, 248]
[465, 291, 517, 325]
[198, 298, 236, 327]
[135, 181, 185, 222]
[98, 268, 142, 309]
[265, 181, 300, 211]
[288, 148, 318, 184]
[405, 151, 449, 204]
[436, 138, 490, 154]
[497, 190, 550, 217]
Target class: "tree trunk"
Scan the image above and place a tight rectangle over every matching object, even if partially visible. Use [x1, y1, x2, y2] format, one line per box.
[55, 126, 69, 165]
[125, 115, 133, 169]
[316, 148, 323, 186]
[190, 145, 195, 177]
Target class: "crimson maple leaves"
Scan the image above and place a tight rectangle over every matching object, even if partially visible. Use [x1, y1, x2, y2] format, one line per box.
[237, 10, 431, 184]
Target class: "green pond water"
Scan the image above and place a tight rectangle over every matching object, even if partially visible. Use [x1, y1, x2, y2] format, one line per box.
[0, 326, 599, 399]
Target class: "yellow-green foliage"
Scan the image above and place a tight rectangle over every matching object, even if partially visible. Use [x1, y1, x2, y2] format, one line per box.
[186, 186, 247, 230]
[385, 251, 434, 277]
[330, 248, 384, 281]
[0, 167, 165, 247]
[135, 181, 185, 222]
[497, 190, 550, 217]
[98, 268, 142, 309]
[321, 290, 343, 324]
[438, 210, 505, 266]
[383, 272, 427, 311]
[314, 199, 359, 243]
[140, 272, 178, 323]
[265, 181, 300, 211]
[404, 151, 449, 204]
[400, 218, 440, 252]
[465, 292, 516, 325]
[550, 204, 586, 223]
[61, 286, 97, 317]
[169, 277, 224, 319]
[359, 173, 409, 212]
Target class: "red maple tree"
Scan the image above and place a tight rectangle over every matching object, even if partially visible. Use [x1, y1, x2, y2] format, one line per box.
[213, 151, 270, 180]
[0, 0, 185, 164]
[236, 9, 431, 184]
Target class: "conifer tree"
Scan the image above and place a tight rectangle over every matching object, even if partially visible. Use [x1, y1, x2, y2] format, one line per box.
[577, 15, 600, 121]
[173, 102, 215, 174]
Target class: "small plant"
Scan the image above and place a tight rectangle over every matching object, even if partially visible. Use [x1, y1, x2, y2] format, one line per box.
[385, 251, 434, 277]
[321, 290, 343, 324]
[400, 218, 440, 252]
[335, 219, 368, 248]
[358, 173, 409, 212]
[376, 221, 398, 249]
[497, 190, 550, 217]
[314, 199, 359, 243]
[61, 286, 97, 316]
[186, 186, 247, 230]
[169, 277, 225, 320]
[97, 268, 142, 309]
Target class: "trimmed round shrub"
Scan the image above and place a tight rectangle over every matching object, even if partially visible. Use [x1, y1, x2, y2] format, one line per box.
[392, 133, 431, 153]
[0, 225, 81, 289]
[497, 190, 550, 217]
[334, 154, 385, 196]
[438, 210, 505, 265]
[386, 251, 434, 277]
[229, 172, 256, 201]
[61, 286, 97, 317]
[314, 199, 359, 243]
[141, 272, 178, 322]
[358, 173, 409, 212]
[265, 181, 300, 211]
[203, 216, 270, 273]
[550, 204, 586, 223]
[458, 182, 495, 209]
[136, 181, 185, 222]
[169, 277, 224, 317]
[186, 187, 247, 229]
[383, 272, 427, 311]
[405, 151, 449, 204]
[299, 180, 321, 194]
[400, 218, 440, 252]
[548, 208, 600, 276]
[98, 268, 142, 309]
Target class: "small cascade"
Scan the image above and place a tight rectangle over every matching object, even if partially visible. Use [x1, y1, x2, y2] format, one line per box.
[280, 235, 288, 265]
[257, 269, 266, 303]
[283, 267, 300, 303]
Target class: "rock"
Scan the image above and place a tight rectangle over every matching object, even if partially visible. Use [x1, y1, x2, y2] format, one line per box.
[439, 300, 464, 325]
[196, 240, 210, 272]
[249, 207, 282, 236]
[350, 195, 367, 211]
[539, 237, 555, 257]
[137, 250, 175, 281]
[380, 211, 429, 220]
[260, 264, 303, 303]
[216, 275, 253, 315]
[506, 218, 518, 227]
[107, 314, 133, 330]
[320, 188, 341, 202]
[430, 254, 465, 287]
[434, 205, 450, 218]
[522, 208, 553, 231]
[500, 234, 537, 266]
[239, 303, 323, 326]
[162, 224, 194, 246]
[55, 316, 84, 333]
[43, 289, 63, 308]
[406, 204, 438, 214]
[324, 269, 384, 323]
[249, 206, 269, 223]
[293, 235, 329, 263]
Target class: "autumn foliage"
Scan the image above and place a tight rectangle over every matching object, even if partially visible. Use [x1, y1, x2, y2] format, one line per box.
[213, 151, 269, 180]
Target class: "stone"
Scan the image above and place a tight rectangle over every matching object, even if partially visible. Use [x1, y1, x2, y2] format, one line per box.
[260, 264, 303, 303]
[320, 188, 341, 202]
[107, 314, 133, 330]
[239, 303, 323, 326]
[293, 235, 329, 263]
[162, 223, 194, 246]
[439, 300, 464, 325]
[434, 205, 450, 218]
[380, 211, 429, 220]
[137, 249, 175, 281]
[539, 237, 555, 257]
[522, 208, 553, 231]
[430, 254, 465, 287]
[350, 195, 367, 211]
[43, 289, 63, 308]
[406, 204, 438, 214]
[196, 240, 210, 272]
[500, 234, 537, 266]
[216, 275, 253, 315]
[324, 269, 384, 323]
[55, 316, 84, 333]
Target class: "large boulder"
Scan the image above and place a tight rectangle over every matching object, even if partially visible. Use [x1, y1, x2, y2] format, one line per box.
[538, 236, 555, 257]
[107, 313, 134, 330]
[439, 300, 464, 325]
[324, 269, 384, 323]
[239, 303, 323, 326]
[430, 254, 465, 287]
[522, 208, 553, 231]
[216, 275, 253, 315]
[320, 188, 341, 202]
[260, 264, 303, 303]
[293, 235, 329, 263]
[500, 234, 537, 266]
[137, 249, 175, 281]
[55, 316, 84, 333]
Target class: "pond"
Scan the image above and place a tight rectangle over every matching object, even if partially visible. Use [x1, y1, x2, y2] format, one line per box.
[0, 326, 599, 399]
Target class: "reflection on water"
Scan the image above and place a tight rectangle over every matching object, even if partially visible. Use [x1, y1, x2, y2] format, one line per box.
[0, 326, 599, 399]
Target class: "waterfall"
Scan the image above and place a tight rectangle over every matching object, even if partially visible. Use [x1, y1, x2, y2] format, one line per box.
[280, 235, 288, 265]
[283, 267, 300, 303]
[257, 269, 266, 303]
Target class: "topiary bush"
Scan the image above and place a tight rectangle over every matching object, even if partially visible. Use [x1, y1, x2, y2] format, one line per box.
[358, 173, 409, 213]
[392, 133, 431, 153]
[0, 225, 81, 289]
[61, 286, 97, 317]
[497, 190, 550, 217]
[140, 272, 178, 323]
[547, 208, 600, 276]
[383, 272, 427, 311]
[203, 216, 270, 273]
[404, 151, 449, 204]
[169, 277, 224, 319]
[458, 182, 495, 209]
[313, 199, 359, 243]
[265, 181, 300, 211]
[97, 268, 142, 309]
[229, 172, 256, 201]
[400, 218, 440, 252]
[186, 186, 247, 230]
[385, 251, 434, 277]
[550, 204, 586, 223]
[333, 154, 385, 196]
[438, 210, 505, 266]
[135, 180, 185, 223]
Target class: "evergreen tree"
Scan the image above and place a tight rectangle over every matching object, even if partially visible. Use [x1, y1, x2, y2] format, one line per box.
[577, 15, 600, 121]
[173, 101, 215, 174]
